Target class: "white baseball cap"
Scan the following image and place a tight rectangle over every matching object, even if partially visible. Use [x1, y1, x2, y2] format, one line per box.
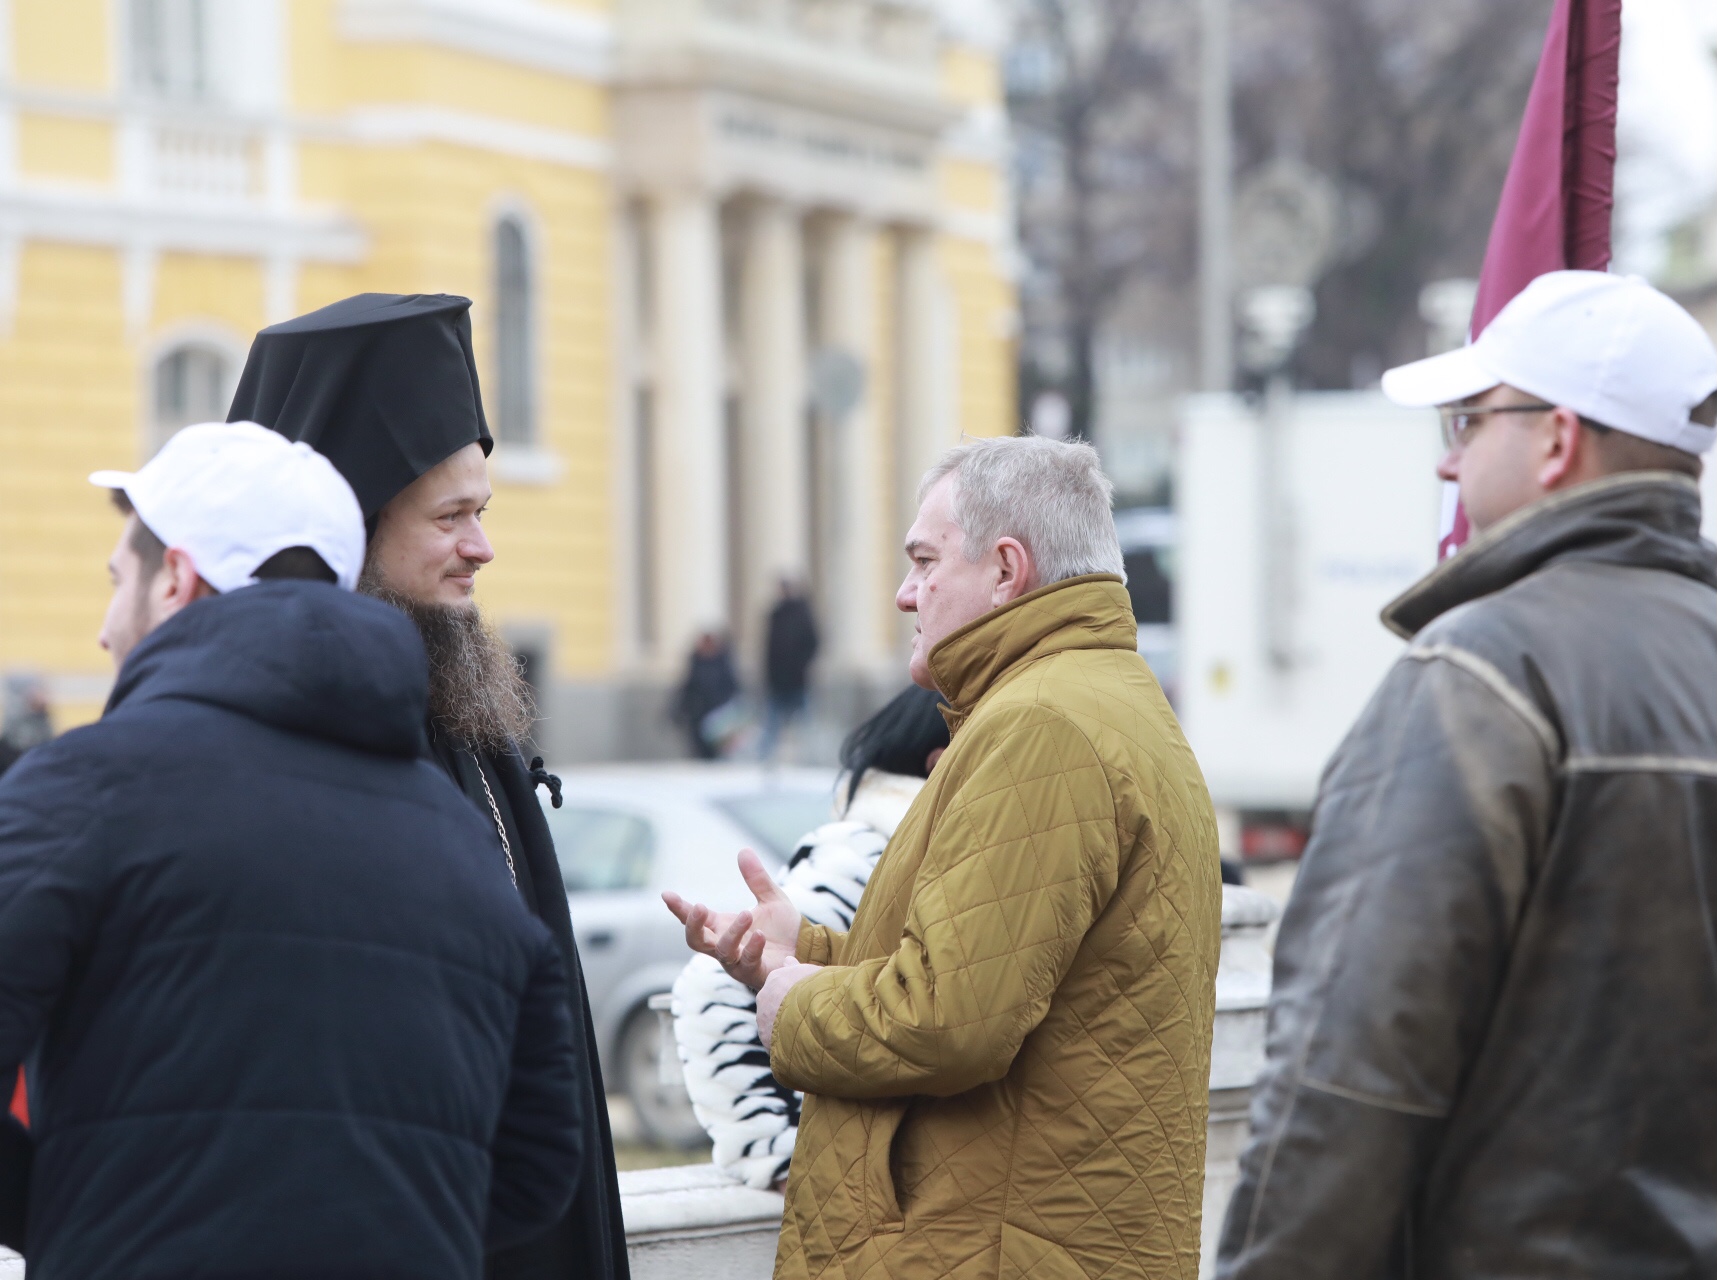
[90, 421, 366, 592]
[1381, 270, 1717, 454]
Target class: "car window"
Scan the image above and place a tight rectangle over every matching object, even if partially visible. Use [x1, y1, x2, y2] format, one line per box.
[542, 806, 654, 893]
[716, 790, 836, 860]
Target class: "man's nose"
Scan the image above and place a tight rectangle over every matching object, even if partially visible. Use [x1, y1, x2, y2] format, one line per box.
[896, 575, 917, 614]
[460, 524, 495, 566]
[1436, 448, 1461, 483]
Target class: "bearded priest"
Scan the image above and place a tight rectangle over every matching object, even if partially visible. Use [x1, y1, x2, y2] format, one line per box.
[229, 293, 629, 1280]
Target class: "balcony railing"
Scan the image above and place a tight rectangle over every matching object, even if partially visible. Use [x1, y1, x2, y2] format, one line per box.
[115, 109, 293, 209]
[150, 122, 256, 202]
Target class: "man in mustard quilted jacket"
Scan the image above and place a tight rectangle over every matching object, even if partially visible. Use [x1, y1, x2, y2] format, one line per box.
[665, 436, 1223, 1280]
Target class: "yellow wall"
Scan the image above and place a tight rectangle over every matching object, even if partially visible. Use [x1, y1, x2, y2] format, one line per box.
[0, 3, 1016, 732]
[940, 159, 1002, 214]
[16, 115, 114, 185]
[944, 237, 1017, 441]
[332, 47, 609, 136]
[294, 0, 606, 135]
[0, 245, 132, 725]
[152, 256, 269, 340]
[938, 41, 1015, 443]
[13, 0, 110, 91]
[941, 46, 1002, 108]
[0, 1, 621, 726]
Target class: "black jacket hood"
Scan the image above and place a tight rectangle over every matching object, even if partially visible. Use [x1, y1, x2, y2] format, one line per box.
[106, 581, 429, 758]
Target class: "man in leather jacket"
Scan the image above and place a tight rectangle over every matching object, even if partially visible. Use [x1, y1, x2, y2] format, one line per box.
[1218, 271, 1717, 1278]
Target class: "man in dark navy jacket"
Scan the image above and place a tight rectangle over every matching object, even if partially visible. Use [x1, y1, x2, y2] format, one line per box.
[0, 423, 585, 1280]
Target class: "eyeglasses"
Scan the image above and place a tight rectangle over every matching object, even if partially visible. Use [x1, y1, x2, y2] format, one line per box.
[1438, 402, 1556, 451]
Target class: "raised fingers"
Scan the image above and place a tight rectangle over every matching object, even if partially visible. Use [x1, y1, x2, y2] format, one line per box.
[680, 901, 713, 954]
[713, 909, 754, 963]
[735, 930, 767, 989]
[737, 848, 785, 904]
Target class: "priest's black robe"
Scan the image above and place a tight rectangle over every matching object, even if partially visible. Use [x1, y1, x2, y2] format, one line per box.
[429, 730, 630, 1280]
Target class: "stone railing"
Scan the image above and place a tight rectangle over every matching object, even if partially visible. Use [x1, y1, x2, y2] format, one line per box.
[623, 885, 1280, 1279]
[1200, 885, 1277, 1275]
[623, 1162, 784, 1280]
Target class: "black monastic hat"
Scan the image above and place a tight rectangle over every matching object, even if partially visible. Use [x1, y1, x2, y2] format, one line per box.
[228, 293, 493, 522]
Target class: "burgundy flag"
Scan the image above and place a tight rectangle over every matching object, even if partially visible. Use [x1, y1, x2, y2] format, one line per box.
[1440, 0, 1623, 558]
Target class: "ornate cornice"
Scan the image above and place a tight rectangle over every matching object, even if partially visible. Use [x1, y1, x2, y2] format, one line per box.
[339, 0, 614, 81]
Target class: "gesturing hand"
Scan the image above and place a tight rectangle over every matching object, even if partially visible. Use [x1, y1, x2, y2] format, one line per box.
[662, 848, 803, 991]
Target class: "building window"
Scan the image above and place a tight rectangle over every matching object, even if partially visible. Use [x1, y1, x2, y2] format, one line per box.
[152, 344, 232, 452]
[130, 0, 212, 101]
[494, 216, 536, 446]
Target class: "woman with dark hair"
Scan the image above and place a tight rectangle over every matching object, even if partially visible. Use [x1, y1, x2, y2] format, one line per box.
[834, 682, 949, 797]
[669, 686, 949, 1187]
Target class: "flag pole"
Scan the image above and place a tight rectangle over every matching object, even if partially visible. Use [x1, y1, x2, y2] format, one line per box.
[1440, 0, 1623, 558]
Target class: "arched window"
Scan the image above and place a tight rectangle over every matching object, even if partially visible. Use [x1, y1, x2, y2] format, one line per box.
[130, 0, 212, 101]
[152, 343, 233, 452]
[493, 216, 536, 446]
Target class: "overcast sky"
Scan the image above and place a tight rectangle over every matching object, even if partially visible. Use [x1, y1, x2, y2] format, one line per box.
[1614, 0, 1717, 276]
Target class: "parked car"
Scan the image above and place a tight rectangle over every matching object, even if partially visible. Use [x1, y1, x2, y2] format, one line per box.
[538, 764, 839, 1146]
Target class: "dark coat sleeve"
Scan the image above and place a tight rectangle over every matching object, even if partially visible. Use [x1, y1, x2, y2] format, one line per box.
[0, 743, 104, 1060]
[489, 750, 631, 1280]
[0, 1117, 30, 1251]
[1217, 644, 1558, 1278]
[487, 935, 584, 1250]
[0, 742, 107, 1250]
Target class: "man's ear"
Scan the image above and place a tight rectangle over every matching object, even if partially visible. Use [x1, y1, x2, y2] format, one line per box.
[1538, 406, 1594, 490]
[158, 547, 217, 614]
[991, 537, 1039, 607]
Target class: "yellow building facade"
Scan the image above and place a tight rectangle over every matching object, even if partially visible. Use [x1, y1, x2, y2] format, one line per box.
[0, 0, 1015, 758]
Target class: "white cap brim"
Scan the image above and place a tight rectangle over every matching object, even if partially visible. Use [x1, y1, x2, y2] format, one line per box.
[1380, 345, 1501, 408]
[89, 469, 134, 490]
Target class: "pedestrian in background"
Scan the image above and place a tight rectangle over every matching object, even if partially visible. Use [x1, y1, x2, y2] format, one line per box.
[674, 629, 740, 760]
[672, 684, 948, 1189]
[759, 577, 819, 761]
[0, 423, 583, 1280]
[1219, 272, 1717, 1278]
[667, 436, 1221, 1280]
[0, 676, 50, 779]
[230, 292, 629, 1280]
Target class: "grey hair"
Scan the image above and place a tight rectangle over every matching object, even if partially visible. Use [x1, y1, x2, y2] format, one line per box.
[919, 436, 1125, 584]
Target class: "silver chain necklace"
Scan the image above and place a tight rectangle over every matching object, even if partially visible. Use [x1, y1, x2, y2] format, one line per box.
[472, 753, 518, 889]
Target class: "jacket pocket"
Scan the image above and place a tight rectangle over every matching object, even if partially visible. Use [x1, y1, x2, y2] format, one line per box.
[860, 1099, 911, 1235]
[999, 1221, 1086, 1280]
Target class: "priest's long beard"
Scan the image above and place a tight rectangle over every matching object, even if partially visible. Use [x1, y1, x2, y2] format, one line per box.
[360, 568, 535, 752]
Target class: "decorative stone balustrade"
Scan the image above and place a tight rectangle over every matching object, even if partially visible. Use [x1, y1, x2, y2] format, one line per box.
[622, 884, 1281, 1280]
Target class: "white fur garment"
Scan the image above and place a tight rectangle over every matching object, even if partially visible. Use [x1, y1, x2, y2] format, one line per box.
[670, 771, 924, 1188]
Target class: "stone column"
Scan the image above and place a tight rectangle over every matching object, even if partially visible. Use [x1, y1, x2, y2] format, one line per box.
[817, 215, 884, 670]
[649, 189, 729, 665]
[895, 226, 949, 535]
[738, 199, 810, 653]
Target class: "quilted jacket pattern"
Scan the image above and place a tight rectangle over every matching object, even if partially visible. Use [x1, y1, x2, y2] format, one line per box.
[769, 575, 1222, 1280]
